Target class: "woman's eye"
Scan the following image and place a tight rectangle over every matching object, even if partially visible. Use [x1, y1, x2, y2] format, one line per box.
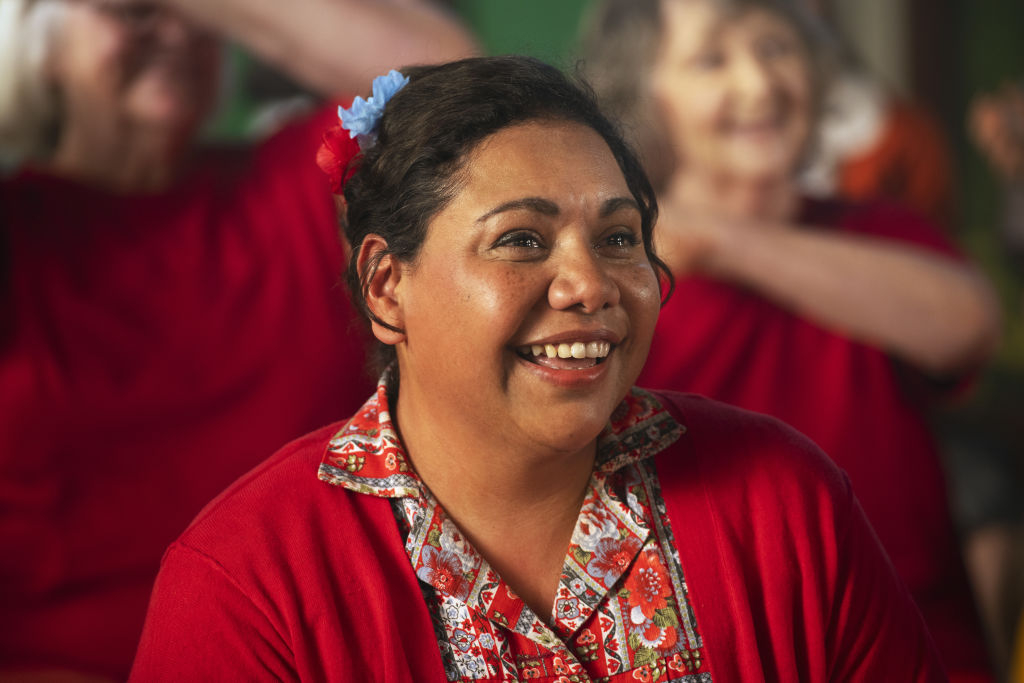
[757, 36, 796, 60]
[492, 230, 544, 250]
[602, 231, 641, 250]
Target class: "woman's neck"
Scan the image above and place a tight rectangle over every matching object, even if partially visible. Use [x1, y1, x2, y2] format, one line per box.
[49, 114, 192, 193]
[394, 383, 595, 620]
[665, 168, 800, 221]
[395, 389, 596, 531]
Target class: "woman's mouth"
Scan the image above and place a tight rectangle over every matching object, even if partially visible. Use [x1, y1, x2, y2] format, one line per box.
[515, 341, 612, 370]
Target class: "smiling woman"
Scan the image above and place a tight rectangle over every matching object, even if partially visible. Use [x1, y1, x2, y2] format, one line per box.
[377, 121, 660, 473]
[129, 56, 945, 681]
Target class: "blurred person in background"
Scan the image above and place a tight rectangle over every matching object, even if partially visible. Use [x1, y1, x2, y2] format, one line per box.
[0, 0, 475, 679]
[581, 0, 1000, 680]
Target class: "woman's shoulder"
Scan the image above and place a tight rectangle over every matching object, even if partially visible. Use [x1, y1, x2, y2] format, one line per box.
[188, 104, 340, 226]
[133, 411, 435, 680]
[651, 390, 837, 465]
[642, 390, 945, 681]
[174, 417, 394, 568]
[648, 390, 850, 507]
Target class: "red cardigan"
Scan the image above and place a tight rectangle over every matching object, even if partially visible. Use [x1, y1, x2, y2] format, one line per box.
[130, 391, 945, 681]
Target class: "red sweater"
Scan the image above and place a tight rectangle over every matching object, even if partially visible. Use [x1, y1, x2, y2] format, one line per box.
[0, 108, 374, 677]
[638, 199, 990, 680]
[130, 391, 945, 682]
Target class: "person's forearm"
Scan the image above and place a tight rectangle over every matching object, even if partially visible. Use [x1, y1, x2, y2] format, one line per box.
[703, 221, 1002, 375]
[159, 0, 478, 95]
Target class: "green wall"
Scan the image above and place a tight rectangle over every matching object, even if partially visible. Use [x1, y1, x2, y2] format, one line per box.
[453, 0, 591, 67]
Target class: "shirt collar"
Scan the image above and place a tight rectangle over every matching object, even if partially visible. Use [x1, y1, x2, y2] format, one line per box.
[318, 372, 685, 497]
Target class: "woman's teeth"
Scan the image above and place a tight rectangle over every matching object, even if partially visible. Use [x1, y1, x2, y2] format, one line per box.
[523, 341, 611, 359]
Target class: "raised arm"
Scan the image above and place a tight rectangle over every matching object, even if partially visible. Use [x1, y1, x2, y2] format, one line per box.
[658, 206, 1002, 377]
[155, 0, 479, 95]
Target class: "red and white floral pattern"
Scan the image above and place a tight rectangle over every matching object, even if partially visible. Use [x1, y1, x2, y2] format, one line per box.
[319, 375, 711, 682]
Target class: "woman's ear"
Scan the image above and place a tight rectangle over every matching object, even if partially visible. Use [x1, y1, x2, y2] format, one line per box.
[356, 234, 407, 345]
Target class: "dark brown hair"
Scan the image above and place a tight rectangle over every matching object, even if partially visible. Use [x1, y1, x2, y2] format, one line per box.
[341, 55, 672, 372]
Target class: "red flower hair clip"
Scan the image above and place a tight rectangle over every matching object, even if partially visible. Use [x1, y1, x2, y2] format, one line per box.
[317, 70, 409, 195]
[315, 121, 361, 196]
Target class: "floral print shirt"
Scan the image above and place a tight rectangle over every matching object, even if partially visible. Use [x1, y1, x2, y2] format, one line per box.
[318, 376, 713, 683]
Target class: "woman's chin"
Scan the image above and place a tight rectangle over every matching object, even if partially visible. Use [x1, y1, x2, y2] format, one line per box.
[721, 153, 799, 185]
[512, 395, 623, 457]
[526, 420, 607, 458]
[127, 88, 214, 138]
[132, 110, 207, 143]
[728, 137, 805, 180]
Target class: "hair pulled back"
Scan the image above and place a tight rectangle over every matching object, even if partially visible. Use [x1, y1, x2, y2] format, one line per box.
[342, 55, 670, 371]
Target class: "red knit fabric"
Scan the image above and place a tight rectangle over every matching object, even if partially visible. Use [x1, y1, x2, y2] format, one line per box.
[0, 106, 374, 678]
[637, 198, 991, 680]
[129, 392, 945, 681]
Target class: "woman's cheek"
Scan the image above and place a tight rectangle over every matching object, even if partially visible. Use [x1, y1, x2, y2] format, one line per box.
[460, 266, 537, 328]
[627, 262, 662, 308]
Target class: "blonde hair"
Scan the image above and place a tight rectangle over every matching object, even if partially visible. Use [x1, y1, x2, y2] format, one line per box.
[0, 0, 66, 167]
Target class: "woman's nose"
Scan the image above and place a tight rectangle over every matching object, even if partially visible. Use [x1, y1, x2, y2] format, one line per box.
[547, 244, 620, 313]
[731, 53, 773, 103]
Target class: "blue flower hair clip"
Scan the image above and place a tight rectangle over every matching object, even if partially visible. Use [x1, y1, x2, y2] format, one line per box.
[338, 69, 410, 152]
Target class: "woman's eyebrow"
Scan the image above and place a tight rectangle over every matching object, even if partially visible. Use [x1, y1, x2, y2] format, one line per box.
[600, 197, 641, 217]
[476, 196, 640, 223]
[476, 197, 560, 222]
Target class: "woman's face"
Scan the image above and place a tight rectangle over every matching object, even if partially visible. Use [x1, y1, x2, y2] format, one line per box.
[649, 0, 814, 183]
[392, 120, 661, 455]
[49, 1, 219, 137]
